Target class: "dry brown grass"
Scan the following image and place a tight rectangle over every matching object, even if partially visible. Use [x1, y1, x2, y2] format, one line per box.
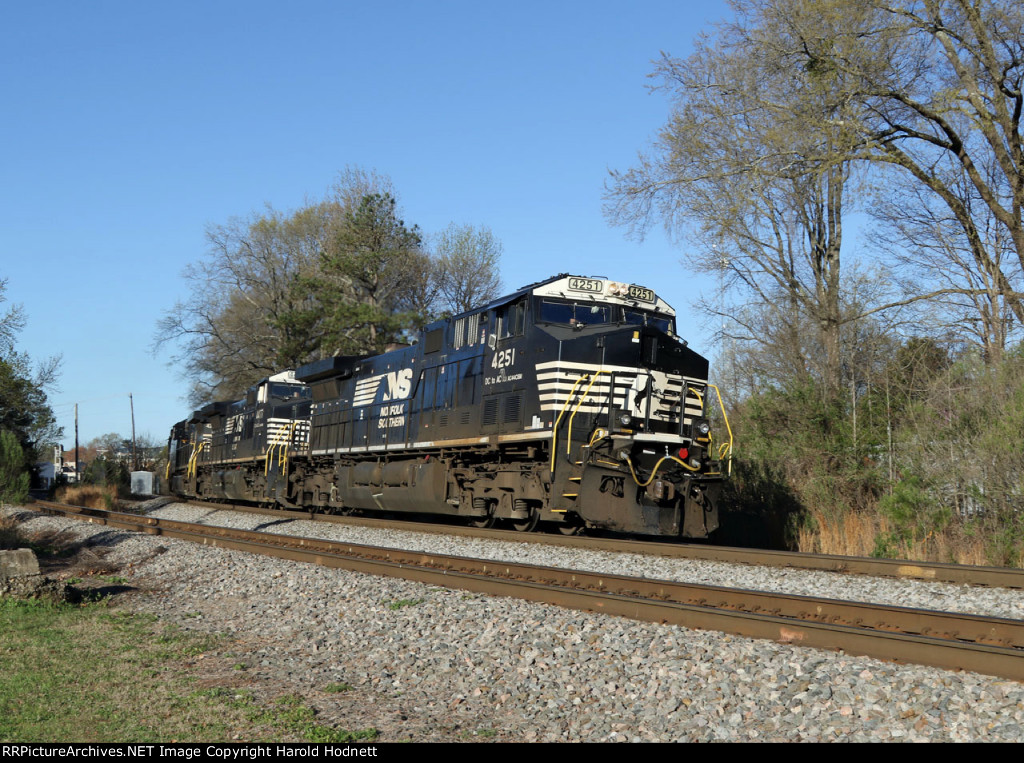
[798, 508, 1000, 565]
[55, 484, 120, 510]
[925, 530, 990, 566]
[797, 508, 882, 558]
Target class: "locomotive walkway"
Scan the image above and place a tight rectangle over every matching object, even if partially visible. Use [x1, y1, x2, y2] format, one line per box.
[28, 499, 1024, 682]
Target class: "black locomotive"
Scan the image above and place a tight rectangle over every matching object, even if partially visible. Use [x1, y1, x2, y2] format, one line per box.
[167, 274, 731, 538]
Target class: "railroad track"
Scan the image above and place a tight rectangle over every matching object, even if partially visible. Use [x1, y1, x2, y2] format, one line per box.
[25, 499, 1024, 682]
[161, 496, 1024, 589]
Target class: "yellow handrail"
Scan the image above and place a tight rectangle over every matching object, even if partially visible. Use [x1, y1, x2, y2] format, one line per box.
[687, 386, 704, 407]
[567, 371, 609, 456]
[706, 383, 733, 475]
[550, 374, 592, 474]
[265, 420, 299, 477]
[186, 441, 206, 480]
[625, 453, 699, 487]
[587, 428, 609, 449]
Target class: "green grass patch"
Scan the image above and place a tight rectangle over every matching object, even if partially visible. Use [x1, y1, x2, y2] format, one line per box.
[462, 728, 498, 739]
[384, 598, 424, 611]
[189, 689, 378, 744]
[323, 682, 354, 694]
[0, 599, 376, 743]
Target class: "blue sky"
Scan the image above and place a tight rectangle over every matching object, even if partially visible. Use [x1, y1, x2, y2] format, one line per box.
[1, 0, 728, 449]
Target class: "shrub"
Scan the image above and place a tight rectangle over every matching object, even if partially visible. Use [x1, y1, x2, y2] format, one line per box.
[0, 429, 30, 505]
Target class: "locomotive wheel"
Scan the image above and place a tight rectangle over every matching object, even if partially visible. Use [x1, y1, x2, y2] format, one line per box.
[557, 516, 584, 536]
[470, 513, 497, 529]
[469, 500, 496, 529]
[511, 505, 540, 532]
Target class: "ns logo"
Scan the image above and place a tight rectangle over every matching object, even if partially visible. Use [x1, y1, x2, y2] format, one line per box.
[382, 368, 414, 401]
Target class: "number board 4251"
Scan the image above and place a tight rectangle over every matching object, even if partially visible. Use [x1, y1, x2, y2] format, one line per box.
[567, 277, 603, 293]
[628, 285, 655, 303]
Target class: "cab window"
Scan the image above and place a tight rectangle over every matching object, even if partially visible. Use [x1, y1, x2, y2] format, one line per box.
[624, 309, 674, 333]
[496, 300, 527, 339]
[539, 299, 611, 327]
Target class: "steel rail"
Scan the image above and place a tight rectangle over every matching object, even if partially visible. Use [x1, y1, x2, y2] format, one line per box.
[160, 497, 1024, 589]
[27, 500, 1024, 682]
[25, 499, 1024, 680]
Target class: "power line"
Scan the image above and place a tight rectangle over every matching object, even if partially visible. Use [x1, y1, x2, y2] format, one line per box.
[50, 393, 134, 410]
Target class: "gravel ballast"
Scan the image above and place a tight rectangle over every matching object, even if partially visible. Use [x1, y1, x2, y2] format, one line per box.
[4, 501, 1024, 742]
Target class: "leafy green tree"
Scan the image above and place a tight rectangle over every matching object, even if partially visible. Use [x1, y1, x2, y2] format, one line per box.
[0, 359, 55, 450]
[81, 454, 130, 493]
[0, 279, 61, 466]
[0, 429, 30, 505]
[309, 192, 427, 355]
[873, 476, 953, 559]
[157, 169, 505, 404]
[0, 278, 25, 359]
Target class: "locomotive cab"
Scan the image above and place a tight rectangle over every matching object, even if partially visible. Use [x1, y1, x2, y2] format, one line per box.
[524, 276, 729, 537]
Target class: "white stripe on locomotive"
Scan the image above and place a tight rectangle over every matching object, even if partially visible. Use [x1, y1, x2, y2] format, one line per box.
[534, 360, 706, 424]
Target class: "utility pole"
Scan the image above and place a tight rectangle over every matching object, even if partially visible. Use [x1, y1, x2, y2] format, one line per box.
[129, 393, 137, 471]
[74, 403, 79, 483]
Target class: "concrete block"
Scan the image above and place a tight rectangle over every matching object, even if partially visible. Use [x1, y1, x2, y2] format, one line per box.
[0, 548, 40, 579]
[131, 471, 154, 496]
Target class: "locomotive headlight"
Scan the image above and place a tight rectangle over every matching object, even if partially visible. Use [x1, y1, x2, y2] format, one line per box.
[618, 413, 632, 427]
[694, 418, 711, 440]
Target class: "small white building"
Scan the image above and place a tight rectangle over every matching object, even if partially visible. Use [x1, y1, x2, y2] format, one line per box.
[34, 461, 56, 490]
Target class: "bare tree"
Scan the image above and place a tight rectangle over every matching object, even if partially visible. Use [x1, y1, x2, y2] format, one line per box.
[610, 0, 1024, 386]
[329, 166, 396, 214]
[432, 223, 503, 315]
[0, 278, 25, 359]
[154, 203, 335, 404]
[606, 1, 864, 396]
[808, 0, 1024, 342]
[869, 154, 1020, 362]
[157, 167, 507, 405]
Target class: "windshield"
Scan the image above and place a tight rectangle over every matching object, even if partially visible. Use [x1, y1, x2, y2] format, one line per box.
[269, 383, 310, 401]
[623, 309, 673, 333]
[539, 299, 674, 333]
[539, 300, 612, 326]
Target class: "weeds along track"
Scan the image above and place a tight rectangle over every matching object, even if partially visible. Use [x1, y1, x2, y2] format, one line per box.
[26, 499, 1024, 682]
